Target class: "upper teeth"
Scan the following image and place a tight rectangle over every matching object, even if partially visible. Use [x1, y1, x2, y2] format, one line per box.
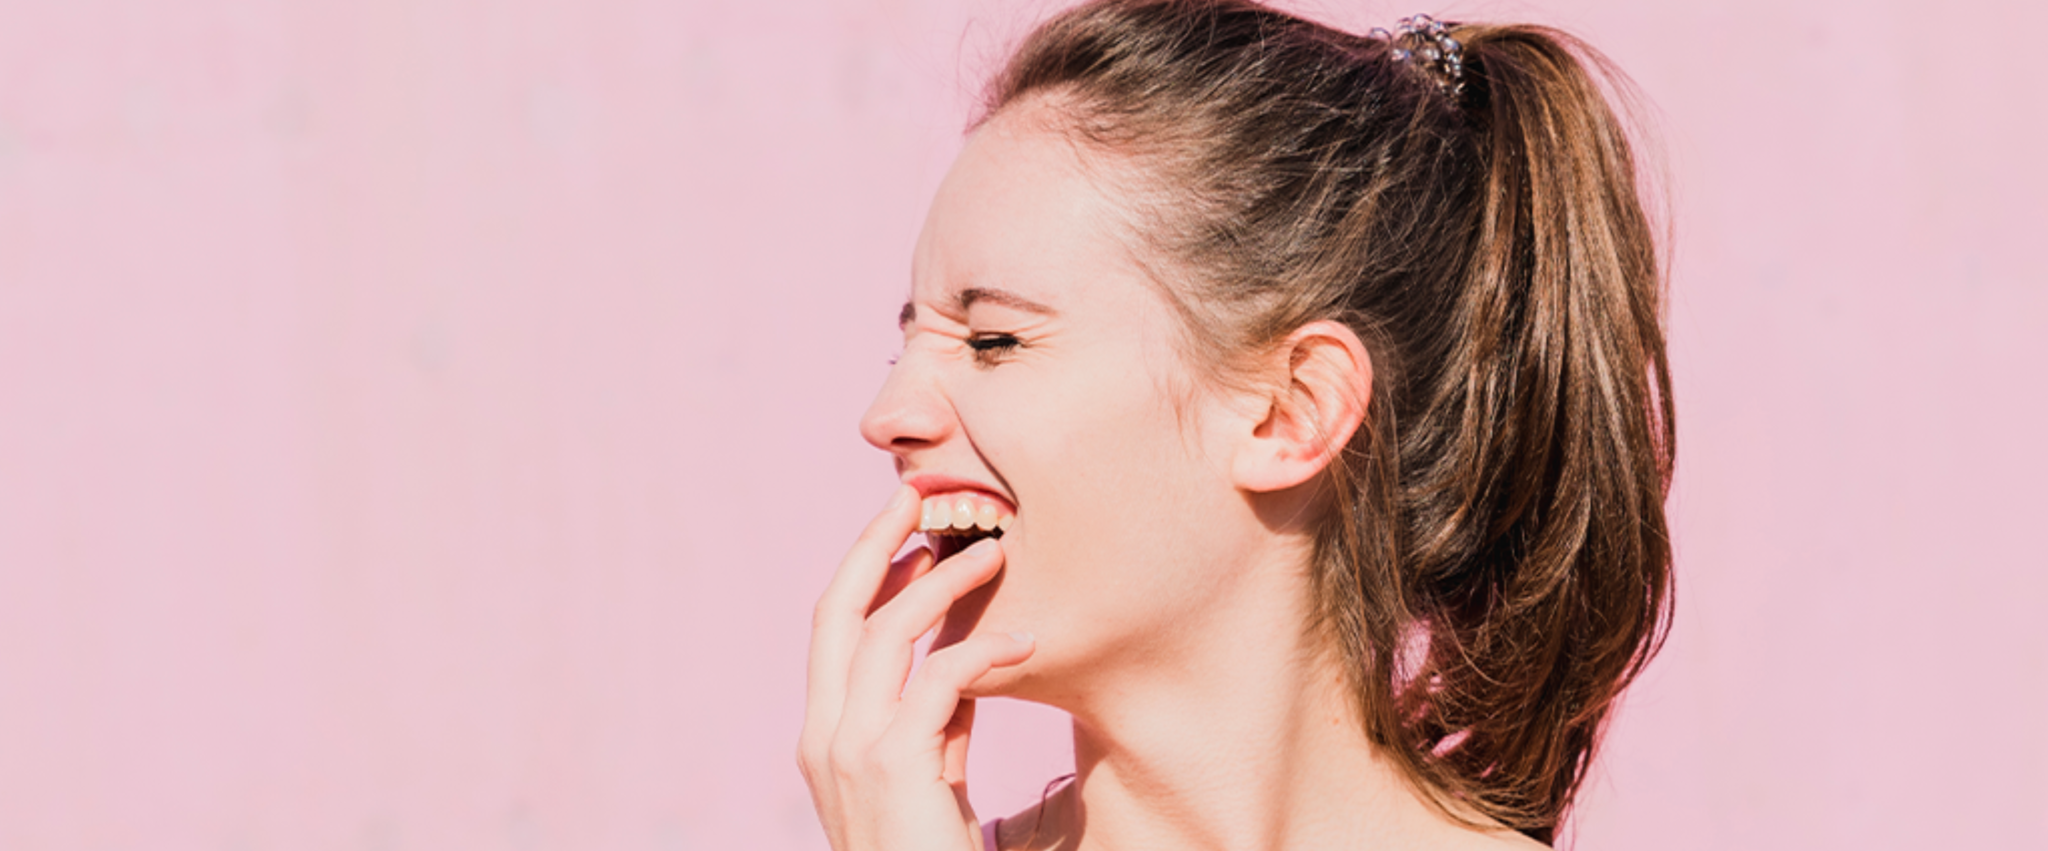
[919, 493, 1015, 535]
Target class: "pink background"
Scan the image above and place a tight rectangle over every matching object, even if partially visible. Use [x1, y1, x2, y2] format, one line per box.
[0, 0, 2042, 848]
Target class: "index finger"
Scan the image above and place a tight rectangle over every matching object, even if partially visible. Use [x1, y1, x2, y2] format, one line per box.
[813, 485, 921, 628]
[805, 485, 922, 716]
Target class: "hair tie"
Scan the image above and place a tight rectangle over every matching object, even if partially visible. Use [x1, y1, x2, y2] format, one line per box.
[1369, 14, 1464, 98]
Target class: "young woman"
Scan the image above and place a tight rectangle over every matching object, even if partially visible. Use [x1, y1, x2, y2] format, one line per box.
[800, 1, 1674, 848]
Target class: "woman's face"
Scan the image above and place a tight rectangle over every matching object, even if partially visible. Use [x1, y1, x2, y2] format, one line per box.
[859, 109, 1271, 702]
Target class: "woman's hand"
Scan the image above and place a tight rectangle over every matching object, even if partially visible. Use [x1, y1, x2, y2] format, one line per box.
[800, 485, 1036, 851]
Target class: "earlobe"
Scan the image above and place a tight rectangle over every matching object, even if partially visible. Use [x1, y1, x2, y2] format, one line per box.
[1231, 321, 1373, 493]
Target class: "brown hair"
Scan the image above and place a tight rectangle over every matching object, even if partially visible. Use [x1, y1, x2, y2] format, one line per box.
[984, 0, 1674, 842]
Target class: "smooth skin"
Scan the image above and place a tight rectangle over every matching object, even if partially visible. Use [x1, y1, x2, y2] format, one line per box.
[800, 100, 1544, 851]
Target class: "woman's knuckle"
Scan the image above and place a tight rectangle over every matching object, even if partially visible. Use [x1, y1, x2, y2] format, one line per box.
[916, 657, 961, 687]
[829, 754, 866, 786]
[826, 739, 864, 773]
[858, 612, 899, 642]
[797, 736, 826, 769]
[928, 644, 981, 677]
[861, 743, 905, 780]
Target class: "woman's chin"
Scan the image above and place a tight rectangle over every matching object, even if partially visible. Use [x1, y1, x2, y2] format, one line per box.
[932, 586, 1040, 698]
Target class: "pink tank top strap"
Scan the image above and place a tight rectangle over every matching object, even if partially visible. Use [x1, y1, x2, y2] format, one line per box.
[982, 816, 1001, 850]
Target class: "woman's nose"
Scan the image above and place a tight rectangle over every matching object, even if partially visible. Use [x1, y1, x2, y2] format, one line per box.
[859, 358, 954, 453]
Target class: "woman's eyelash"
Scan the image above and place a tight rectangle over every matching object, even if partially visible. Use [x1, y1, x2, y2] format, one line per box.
[965, 333, 1021, 352]
[965, 333, 1023, 364]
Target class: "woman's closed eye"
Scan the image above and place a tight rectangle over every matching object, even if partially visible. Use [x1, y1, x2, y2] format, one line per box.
[965, 332, 1023, 366]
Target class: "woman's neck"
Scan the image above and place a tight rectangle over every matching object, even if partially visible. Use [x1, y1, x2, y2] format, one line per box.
[1010, 550, 1529, 851]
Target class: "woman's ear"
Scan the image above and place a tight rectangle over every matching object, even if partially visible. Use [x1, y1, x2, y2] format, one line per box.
[1231, 320, 1373, 493]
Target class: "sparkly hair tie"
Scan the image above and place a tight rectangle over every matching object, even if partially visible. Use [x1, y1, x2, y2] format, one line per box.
[1368, 14, 1465, 98]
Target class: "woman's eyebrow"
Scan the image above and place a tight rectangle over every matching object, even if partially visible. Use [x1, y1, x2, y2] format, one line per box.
[955, 286, 1056, 316]
[897, 287, 1058, 330]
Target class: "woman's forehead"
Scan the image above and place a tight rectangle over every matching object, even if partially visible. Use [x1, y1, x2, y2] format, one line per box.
[909, 114, 1154, 320]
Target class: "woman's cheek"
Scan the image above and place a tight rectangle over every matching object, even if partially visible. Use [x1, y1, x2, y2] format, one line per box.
[949, 370, 1057, 462]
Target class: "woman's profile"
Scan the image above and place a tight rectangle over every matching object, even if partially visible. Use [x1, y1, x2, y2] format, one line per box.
[800, 0, 1674, 848]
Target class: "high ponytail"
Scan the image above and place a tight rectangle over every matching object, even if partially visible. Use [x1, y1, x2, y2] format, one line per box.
[988, 1, 1674, 841]
[1386, 25, 1676, 840]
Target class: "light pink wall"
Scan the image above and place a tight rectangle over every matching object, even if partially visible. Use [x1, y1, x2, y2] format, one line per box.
[0, 0, 2040, 849]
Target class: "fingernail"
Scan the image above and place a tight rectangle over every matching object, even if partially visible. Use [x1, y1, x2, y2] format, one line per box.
[1009, 631, 1035, 644]
[887, 485, 914, 510]
[965, 537, 1000, 557]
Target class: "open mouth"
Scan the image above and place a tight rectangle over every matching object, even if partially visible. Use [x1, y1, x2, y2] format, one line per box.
[918, 492, 1013, 563]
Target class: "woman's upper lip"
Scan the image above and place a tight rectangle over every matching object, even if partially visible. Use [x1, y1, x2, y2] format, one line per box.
[903, 473, 1015, 511]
